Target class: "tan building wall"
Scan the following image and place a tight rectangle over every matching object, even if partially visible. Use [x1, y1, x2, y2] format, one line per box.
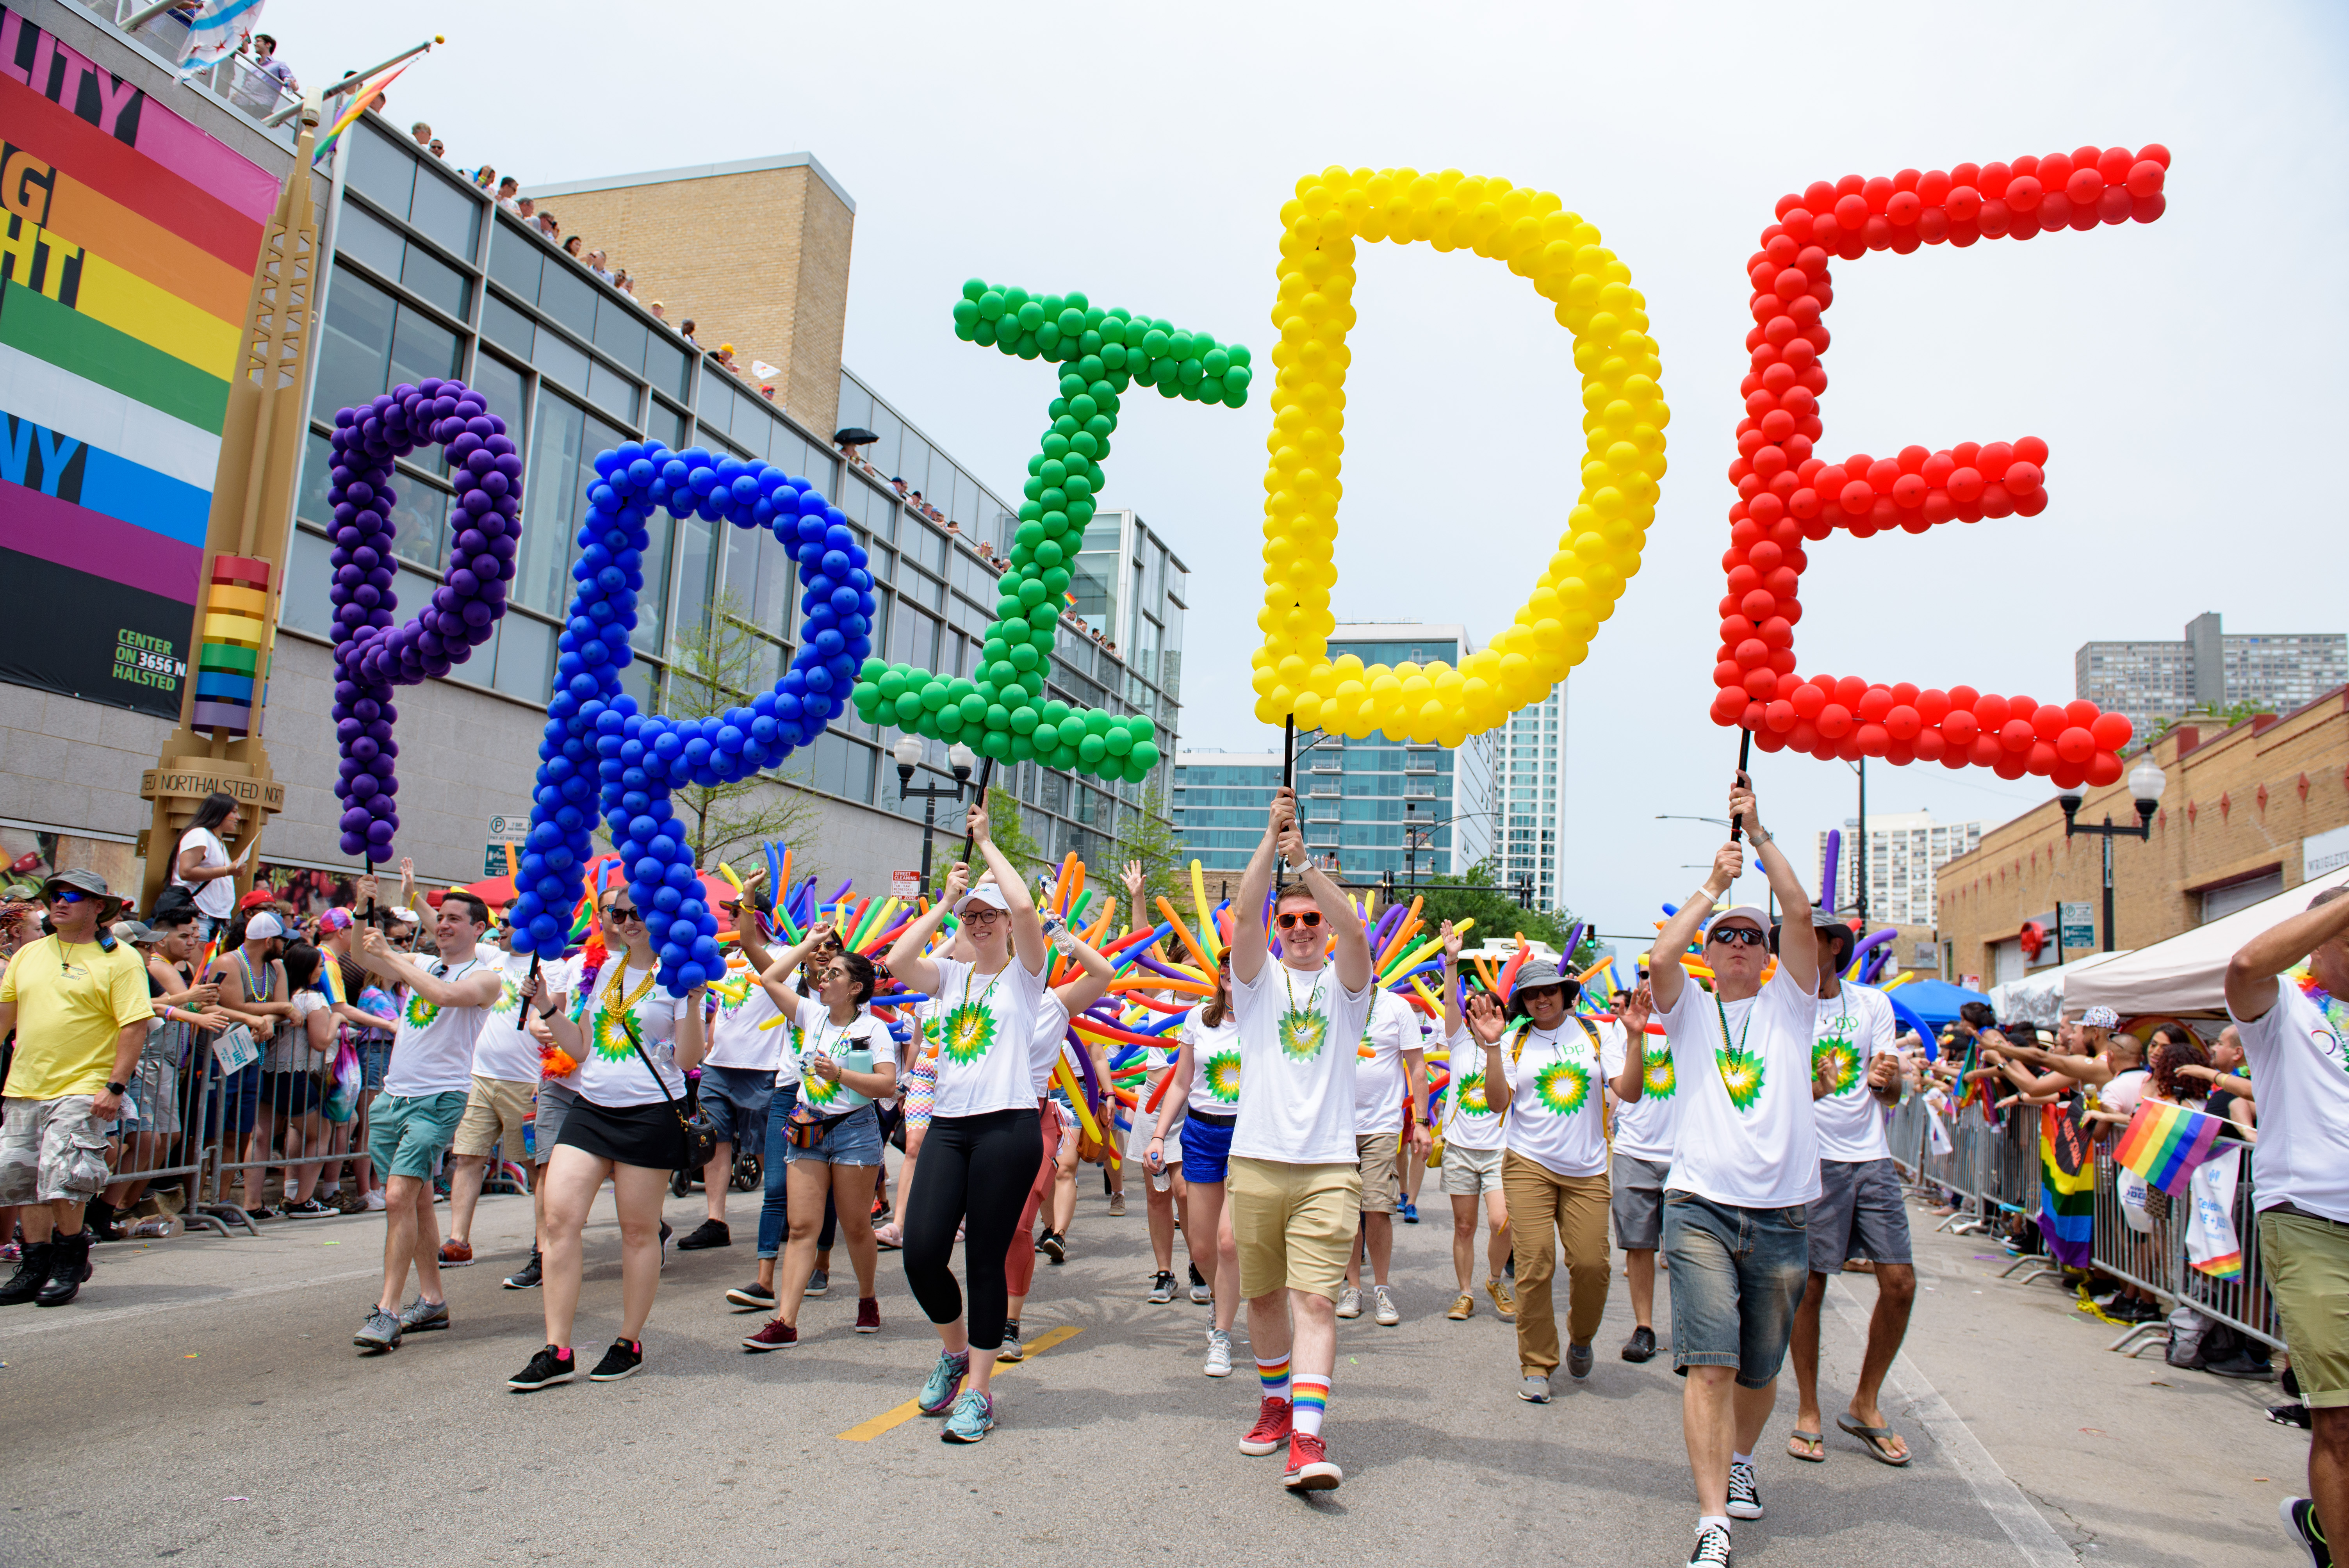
[524, 155, 855, 438]
[1939, 688, 2349, 985]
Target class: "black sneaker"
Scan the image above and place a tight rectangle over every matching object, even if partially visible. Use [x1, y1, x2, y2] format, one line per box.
[590, 1337, 643, 1381]
[503, 1251, 543, 1290]
[2203, 1353, 2276, 1381]
[1726, 1459, 1763, 1520]
[1039, 1230, 1065, 1264]
[2282, 1496, 2332, 1568]
[1623, 1325, 1658, 1363]
[282, 1197, 336, 1219]
[508, 1344, 575, 1390]
[726, 1281, 777, 1311]
[2270, 1403, 2314, 1430]
[806, 1267, 830, 1298]
[677, 1218, 731, 1251]
[1566, 1341, 1595, 1380]
[1687, 1522, 1733, 1567]
[1148, 1270, 1176, 1304]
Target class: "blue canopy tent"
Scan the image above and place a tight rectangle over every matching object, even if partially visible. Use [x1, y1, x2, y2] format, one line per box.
[1883, 979, 1994, 1056]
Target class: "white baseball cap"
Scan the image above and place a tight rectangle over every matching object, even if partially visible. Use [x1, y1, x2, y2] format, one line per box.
[1706, 904, 1770, 935]
[953, 883, 1010, 918]
[244, 912, 286, 940]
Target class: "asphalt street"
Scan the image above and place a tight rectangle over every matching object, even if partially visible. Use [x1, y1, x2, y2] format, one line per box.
[0, 1167, 2312, 1568]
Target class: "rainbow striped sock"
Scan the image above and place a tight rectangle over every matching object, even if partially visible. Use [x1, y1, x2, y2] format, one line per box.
[1256, 1353, 1291, 1401]
[1292, 1373, 1330, 1436]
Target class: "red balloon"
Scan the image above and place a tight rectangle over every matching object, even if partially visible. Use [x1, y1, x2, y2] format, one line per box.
[1715, 659, 1744, 689]
[1969, 734, 2004, 768]
[2086, 752, 2124, 787]
[1710, 688, 1746, 723]
[2026, 741, 2060, 776]
[2137, 143, 2171, 169]
[2000, 718, 2036, 752]
[1885, 704, 1921, 741]
[1816, 703, 1853, 739]
[2065, 698, 2099, 727]
[1941, 709, 1979, 745]
[1791, 683, 1827, 720]
[2098, 187, 2133, 225]
[1973, 693, 2010, 728]
[1857, 723, 1890, 757]
[1765, 699, 1796, 732]
[2066, 168, 2104, 204]
[2033, 703, 2069, 741]
[2005, 174, 2043, 211]
[1914, 729, 1946, 762]
[1916, 689, 1952, 725]
[2089, 711, 2133, 750]
[2055, 727, 2095, 764]
[1993, 750, 2028, 780]
[2126, 159, 2165, 198]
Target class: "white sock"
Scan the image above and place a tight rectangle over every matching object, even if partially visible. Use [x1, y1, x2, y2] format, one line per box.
[1731, 1451, 1752, 1467]
[1698, 1515, 1733, 1535]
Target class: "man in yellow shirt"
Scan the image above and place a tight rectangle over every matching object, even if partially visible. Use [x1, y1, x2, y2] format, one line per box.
[0, 870, 155, 1307]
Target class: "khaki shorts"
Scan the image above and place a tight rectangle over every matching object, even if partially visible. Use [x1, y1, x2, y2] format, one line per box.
[1230, 1156, 1360, 1302]
[2260, 1209, 2349, 1408]
[0, 1095, 112, 1204]
[451, 1074, 536, 1160]
[1355, 1130, 1402, 1213]
[1442, 1140, 1505, 1197]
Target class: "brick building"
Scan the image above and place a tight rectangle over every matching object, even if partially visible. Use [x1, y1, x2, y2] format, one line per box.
[1938, 687, 2349, 988]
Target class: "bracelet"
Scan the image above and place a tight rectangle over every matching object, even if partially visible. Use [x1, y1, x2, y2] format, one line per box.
[1692, 887, 1722, 909]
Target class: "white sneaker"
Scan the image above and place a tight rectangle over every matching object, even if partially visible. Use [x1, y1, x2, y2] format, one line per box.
[1373, 1285, 1399, 1326]
[362, 1190, 387, 1212]
[1205, 1327, 1232, 1377]
[1336, 1285, 1362, 1319]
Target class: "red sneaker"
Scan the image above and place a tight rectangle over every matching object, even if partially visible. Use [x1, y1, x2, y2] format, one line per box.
[1282, 1431, 1342, 1491]
[1238, 1395, 1293, 1456]
[741, 1318, 798, 1351]
[437, 1239, 474, 1267]
[855, 1296, 881, 1333]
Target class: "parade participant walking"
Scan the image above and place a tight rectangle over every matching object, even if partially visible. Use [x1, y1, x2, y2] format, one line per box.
[1151, 955, 1246, 1373]
[349, 894, 503, 1352]
[2223, 885, 2349, 1566]
[0, 871, 152, 1307]
[712, 892, 802, 1311]
[1226, 786, 1376, 1493]
[680, 888, 789, 1255]
[440, 931, 549, 1267]
[506, 886, 708, 1388]
[1118, 862, 1196, 1306]
[881, 803, 1051, 1445]
[1786, 908, 1914, 1466]
[1468, 957, 1645, 1400]
[1647, 773, 1820, 1566]
[1430, 924, 1511, 1323]
[1339, 982, 1428, 1325]
[1609, 970, 1683, 1363]
[741, 923, 897, 1350]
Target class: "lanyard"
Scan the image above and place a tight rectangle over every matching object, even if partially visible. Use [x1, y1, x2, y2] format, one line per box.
[1712, 989, 1754, 1057]
[962, 961, 1007, 1011]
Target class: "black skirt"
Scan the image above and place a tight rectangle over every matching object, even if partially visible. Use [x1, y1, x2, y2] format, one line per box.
[554, 1095, 688, 1171]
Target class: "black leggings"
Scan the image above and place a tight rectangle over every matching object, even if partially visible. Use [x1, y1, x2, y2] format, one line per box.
[902, 1107, 1041, 1352]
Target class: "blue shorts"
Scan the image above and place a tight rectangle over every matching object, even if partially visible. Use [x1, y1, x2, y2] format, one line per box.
[786, 1101, 882, 1167]
[1662, 1190, 1811, 1388]
[203, 1060, 263, 1142]
[357, 1038, 394, 1093]
[697, 1062, 775, 1147]
[1180, 1112, 1235, 1185]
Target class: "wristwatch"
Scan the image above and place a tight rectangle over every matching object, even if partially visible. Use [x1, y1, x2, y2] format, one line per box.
[106, 1080, 129, 1096]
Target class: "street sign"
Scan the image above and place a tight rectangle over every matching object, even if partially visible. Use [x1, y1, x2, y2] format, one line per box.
[483, 843, 519, 879]
[891, 870, 921, 898]
[2058, 901, 2095, 953]
[486, 813, 531, 844]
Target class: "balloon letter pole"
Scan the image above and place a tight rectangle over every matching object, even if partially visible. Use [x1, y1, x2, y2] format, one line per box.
[1714, 145, 2169, 786]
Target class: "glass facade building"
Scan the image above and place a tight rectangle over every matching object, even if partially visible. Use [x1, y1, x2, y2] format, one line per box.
[1169, 754, 1283, 884]
[1495, 685, 1568, 909]
[283, 115, 1182, 865]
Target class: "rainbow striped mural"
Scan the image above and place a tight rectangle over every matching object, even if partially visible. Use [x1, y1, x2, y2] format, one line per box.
[0, 7, 278, 716]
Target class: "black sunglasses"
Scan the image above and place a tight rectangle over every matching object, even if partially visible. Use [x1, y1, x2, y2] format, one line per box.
[1708, 927, 1768, 948]
[1276, 911, 1323, 929]
[607, 905, 643, 923]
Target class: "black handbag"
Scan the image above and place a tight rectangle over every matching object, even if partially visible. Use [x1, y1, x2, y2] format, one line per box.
[621, 1017, 719, 1169]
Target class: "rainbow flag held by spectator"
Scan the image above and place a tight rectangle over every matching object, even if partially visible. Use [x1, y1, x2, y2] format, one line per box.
[2114, 1100, 2226, 1196]
[2038, 1098, 2095, 1268]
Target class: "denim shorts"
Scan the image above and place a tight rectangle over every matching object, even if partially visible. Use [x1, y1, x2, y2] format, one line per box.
[357, 1037, 394, 1093]
[785, 1101, 882, 1167]
[1809, 1156, 1913, 1273]
[1662, 1190, 1811, 1388]
[697, 1063, 775, 1147]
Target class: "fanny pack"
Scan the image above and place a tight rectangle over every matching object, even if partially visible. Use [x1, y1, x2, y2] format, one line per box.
[784, 1107, 854, 1149]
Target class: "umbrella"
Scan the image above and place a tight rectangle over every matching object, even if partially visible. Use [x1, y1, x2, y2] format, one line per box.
[458, 853, 737, 917]
[833, 427, 878, 446]
[1887, 977, 1994, 1028]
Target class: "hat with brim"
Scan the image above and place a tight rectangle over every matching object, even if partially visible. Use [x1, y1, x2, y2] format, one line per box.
[1774, 905, 1856, 953]
[113, 919, 158, 944]
[1508, 957, 1579, 1004]
[953, 883, 1010, 919]
[1705, 904, 1770, 937]
[40, 868, 124, 915]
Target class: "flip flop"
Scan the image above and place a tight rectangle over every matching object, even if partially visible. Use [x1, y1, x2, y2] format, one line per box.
[1837, 1413, 1912, 1466]
[1787, 1430, 1825, 1463]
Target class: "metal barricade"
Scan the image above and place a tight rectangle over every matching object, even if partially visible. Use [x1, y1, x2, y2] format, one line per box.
[2085, 1143, 2282, 1358]
[100, 1020, 233, 1238]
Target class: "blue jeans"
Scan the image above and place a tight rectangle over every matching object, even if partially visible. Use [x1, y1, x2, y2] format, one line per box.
[1661, 1190, 1811, 1388]
[755, 1087, 843, 1261]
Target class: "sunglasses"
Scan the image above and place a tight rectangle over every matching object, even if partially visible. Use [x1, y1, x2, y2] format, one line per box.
[1276, 911, 1323, 930]
[1707, 926, 1768, 948]
[45, 888, 90, 905]
[606, 905, 643, 923]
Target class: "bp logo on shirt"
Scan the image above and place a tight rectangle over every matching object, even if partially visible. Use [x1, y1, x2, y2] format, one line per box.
[1717, 1045, 1766, 1113]
[404, 991, 440, 1030]
[940, 1000, 996, 1065]
[708, 970, 757, 1012]
[1813, 1022, 1861, 1098]
[1535, 1058, 1590, 1116]
[1455, 1070, 1494, 1117]
[1641, 1045, 1676, 1100]
[803, 1054, 845, 1107]
[489, 976, 521, 1017]
[1203, 1047, 1243, 1105]
[1278, 1005, 1328, 1062]
[590, 1005, 634, 1062]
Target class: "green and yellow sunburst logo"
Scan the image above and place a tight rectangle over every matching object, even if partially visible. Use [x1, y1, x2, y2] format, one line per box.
[941, 1001, 996, 1065]
[1203, 1047, 1243, 1104]
[488, 976, 520, 1017]
[1456, 1071, 1494, 1117]
[709, 970, 756, 1012]
[404, 992, 440, 1030]
[1813, 1036, 1861, 1098]
[1278, 1005, 1326, 1062]
[1717, 1046, 1766, 1112]
[590, 1006, 634, 1062]
[1535, 1058, 1590, 1116]
[802, 1056, 845, 1107]
[1642, 1046, 1677, 1100]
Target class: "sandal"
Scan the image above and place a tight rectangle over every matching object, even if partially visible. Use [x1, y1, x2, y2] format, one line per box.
[1837, 1412, 1912, 1466]
[1787, 1430, 1825, 1463]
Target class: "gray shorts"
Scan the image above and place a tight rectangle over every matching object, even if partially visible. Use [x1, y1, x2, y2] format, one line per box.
[533, 1081, 578, 1163]
[1611, 1152, 1671, 1250]
[1809, 1156, 1913, 1274]
[0, 1095, 112, 1204]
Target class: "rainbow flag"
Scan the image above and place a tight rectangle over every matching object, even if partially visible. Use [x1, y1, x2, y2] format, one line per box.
[2038, 1099, 2096, 1268]
[2114, 1100, 2226, 1196]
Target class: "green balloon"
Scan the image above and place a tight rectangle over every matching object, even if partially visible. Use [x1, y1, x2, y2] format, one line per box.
[1084, 709, 1112, 736]
[986, 703, 1011, 730]
[1010, 735, 1035, 762]
[893, 692, 925, 724]
[977, 290, 1005, 321]
[1028, 718, 1058, 748]
[878, 670, 908, 700]
[1016, 301, 1045, 331]
[1018, 579, 1047, 607]
[1078, 734, 1108, 765]
[1009, 706, 1038, 734]
[1130, 715, 1156, 743]
[1130, 740, 1161, 772]
[981, 730, 1011, 760]
[1041, 433, 1070, 460]
[1034, 540, 1065, 569]
[1103, 726, 1133, 756]
[959, 693, 988, 724]
[1015, 521, 1044, 547]
[1042, 567, 1071, 595]
[962, 277, 989, 301]
[1009, 644, 1038, 671]
[920, 680, 950, 710]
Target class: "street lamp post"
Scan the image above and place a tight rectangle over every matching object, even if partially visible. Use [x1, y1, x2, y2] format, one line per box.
[2056, 756, 2169, 952]
[1402, 803, 1487, 886]
[893, 736, 977, 891]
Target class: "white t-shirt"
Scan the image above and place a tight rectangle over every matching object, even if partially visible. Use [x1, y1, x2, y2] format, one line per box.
[1502, 1016, 1626, 1180]
[1030, 992, 1071, 1098]
[1182, 1005, 1243, 1117]
[1229, 957, 1374, 1165]
[1442, 1025, 1506, 1152]
[2097, 1066, 2149, 1117]
[1609, 1025, 1683, 1165]
[570, 961, 690, 1108]
[1656, 963, 1822, 1210]
[1809, 982, 1899, 1164]
[1352, 988, 1419, 1136]
[2228, 976, 2349, 1222]
[927, 952, 1050, 1118]
[471, 951, 547, 1084]
[173, 827, 233, 919]
[788, 993, 893, 1114]
[383, 955, 494, 1098]
[701, 955, 788, 1077]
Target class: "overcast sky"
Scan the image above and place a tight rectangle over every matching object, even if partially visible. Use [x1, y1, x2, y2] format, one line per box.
[268, 0, 2348, 949]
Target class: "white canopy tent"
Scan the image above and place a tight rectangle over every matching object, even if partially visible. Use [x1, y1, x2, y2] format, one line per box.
[2065, 862, 2349, 1019]
[1987, 948, 2135, 1028]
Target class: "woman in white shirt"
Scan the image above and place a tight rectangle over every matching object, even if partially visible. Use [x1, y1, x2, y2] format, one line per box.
[1148, 956, 1245, 1376]
[171, 792, 243, 937]
[510, 884, 707, 1390]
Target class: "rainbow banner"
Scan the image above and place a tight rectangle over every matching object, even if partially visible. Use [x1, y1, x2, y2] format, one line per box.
[2114, 1099, 2226, 1197]
[0, 6, 278, 717]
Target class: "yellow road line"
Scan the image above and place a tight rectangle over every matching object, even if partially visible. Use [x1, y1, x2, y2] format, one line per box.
[836, 1325, 1083, 1441]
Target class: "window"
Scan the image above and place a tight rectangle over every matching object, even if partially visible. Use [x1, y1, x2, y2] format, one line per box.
[635, 508, 675, 654]
[406, 166, 481, 263]
[282, 527, 336, 639]
[594, 300, 649, 376]
[647, 332, 690, 402]
[335, 200, 405, 280]
[399, 243, 470, 319]
[673, 515, 718, 656]
[342, 124, 415, 223]
[533, 329, 591, 396]
[310, 271, 397, 424]
[537, 262, 597, 341]
[469, 354, 527, 451]
[479, 292, 533, 358]
[486, 217, 543, 303]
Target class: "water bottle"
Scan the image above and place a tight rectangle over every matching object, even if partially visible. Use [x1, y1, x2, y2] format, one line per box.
[1149, 1154, 1171, 1193]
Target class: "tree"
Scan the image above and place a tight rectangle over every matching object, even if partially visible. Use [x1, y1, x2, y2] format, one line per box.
[658, 589, 822, 870]
[1112, 773, 1190, 928]
[2142, 698, 2268, 752]
[1397, 858, 1598, 962]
